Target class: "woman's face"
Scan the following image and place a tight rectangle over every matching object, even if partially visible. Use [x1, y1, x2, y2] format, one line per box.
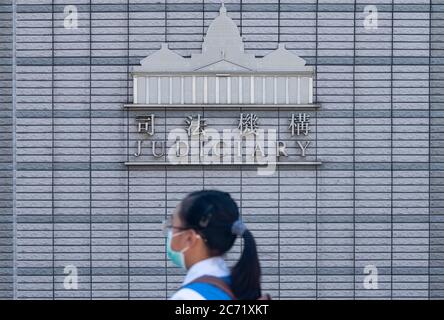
[170, 204, 191, 252]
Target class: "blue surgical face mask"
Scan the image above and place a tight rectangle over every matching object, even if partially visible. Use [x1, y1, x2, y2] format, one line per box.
[166, 230, 189, 270]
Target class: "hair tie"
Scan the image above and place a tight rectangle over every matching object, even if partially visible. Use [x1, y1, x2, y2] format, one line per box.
[231, 220, 247, 236]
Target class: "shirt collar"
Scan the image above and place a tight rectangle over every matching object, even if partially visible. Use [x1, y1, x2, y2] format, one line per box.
[182, 256, 230, 286]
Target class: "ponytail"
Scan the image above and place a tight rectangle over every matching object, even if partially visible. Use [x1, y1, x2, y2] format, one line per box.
[231, 229, 261, 300]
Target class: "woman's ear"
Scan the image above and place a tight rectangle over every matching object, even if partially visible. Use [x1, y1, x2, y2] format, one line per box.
[185, 229, 202, 248]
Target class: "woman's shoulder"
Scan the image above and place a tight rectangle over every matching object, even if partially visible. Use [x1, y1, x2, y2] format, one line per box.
[172, 277, 233, 300]
[170, 287, 206, 300]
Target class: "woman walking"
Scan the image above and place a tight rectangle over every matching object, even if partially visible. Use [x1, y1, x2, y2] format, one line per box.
[163, 190, 265, 300]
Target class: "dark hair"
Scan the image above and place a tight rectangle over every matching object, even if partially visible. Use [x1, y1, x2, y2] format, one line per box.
[179, 190, 262, 300]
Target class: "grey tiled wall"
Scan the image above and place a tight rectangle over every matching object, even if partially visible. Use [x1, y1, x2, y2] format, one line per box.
[1, 0, 443, 299]
[431, 1, 444, 300]
[0, 0, 13, 300]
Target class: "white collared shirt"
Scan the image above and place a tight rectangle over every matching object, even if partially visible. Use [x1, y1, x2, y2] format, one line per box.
[170, 256, 230, 300]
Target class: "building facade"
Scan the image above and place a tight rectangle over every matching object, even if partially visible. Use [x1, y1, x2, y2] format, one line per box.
[1, 0, 444, 299]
